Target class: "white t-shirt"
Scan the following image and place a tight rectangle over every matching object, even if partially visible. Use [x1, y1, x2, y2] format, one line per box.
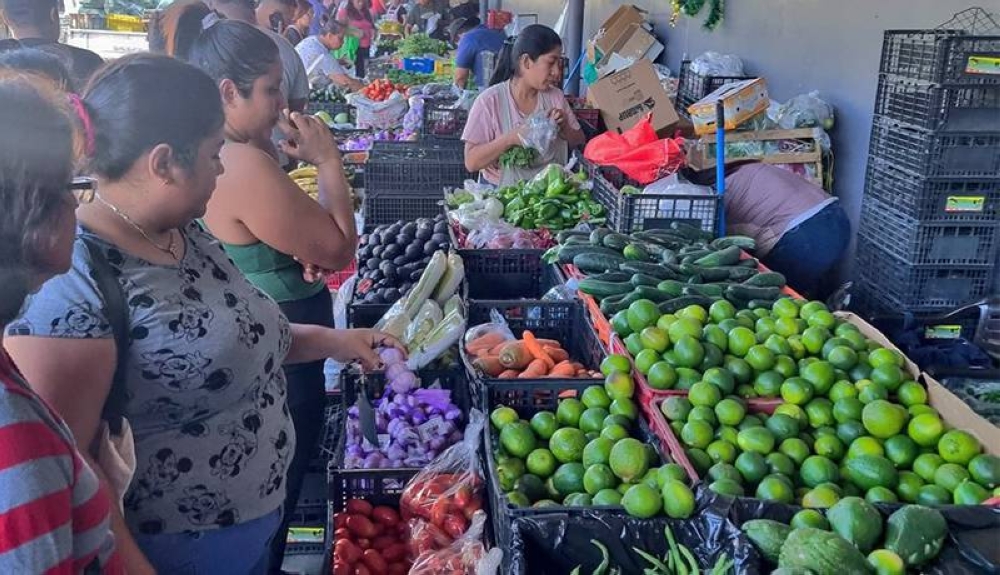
[296, 35, 347, 83]
[264, 28, 309, 104]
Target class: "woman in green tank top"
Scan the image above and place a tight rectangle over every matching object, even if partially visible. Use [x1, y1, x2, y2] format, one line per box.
[166, 10, 356, 570]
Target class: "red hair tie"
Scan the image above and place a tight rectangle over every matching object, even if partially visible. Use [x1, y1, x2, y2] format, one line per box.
[68, 93, 95, 157]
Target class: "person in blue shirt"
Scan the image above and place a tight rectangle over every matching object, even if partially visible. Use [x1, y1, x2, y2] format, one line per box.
[449, 16, 505, 89]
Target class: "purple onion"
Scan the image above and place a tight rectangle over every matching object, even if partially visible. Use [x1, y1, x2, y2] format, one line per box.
[385, 362, 407, 381]
[379, 347, 404, 366]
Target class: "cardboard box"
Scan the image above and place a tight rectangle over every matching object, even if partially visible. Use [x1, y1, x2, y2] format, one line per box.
[595, 23, 664, 76]
[594, 5, 648, 56]
[688, 78, 769, 135]
[587, 59, 680, 135]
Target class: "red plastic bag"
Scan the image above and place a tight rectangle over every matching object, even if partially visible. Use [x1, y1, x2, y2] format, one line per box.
[583, 114, 686, 185]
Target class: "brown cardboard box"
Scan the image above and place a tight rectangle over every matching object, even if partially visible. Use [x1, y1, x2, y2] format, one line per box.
[688, 78, 769, 135]
[594, 5, 648, 56]
[596, 23, 664, 73]
[587, 59, 680, 135]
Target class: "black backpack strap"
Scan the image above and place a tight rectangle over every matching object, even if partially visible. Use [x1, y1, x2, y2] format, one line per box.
[81, 238, 130, 436]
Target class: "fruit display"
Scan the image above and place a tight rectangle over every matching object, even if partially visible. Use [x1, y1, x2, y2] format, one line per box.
[331, 499, 410, 575]
[465, 329, 603, 380]
[497, 164, 607, 231]
[397, 33, 449, 58]
[549, 224, 794, 316]
[487, 368, 698, 519]
[361, 78, 408, 102]
[634, 297, 999, 506]
[742, 503, 949, 574]
[354, 216, 451, 306]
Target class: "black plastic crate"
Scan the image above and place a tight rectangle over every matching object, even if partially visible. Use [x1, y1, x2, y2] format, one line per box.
[584, 160, 719, 234]
[854, 238, 996, 311]
[482, 380, 667, 556]
[316, 395, 344, 466]
[422, 102, 469, 139]
[674, 60, 753, 119]
[308, 100, 354, 121]
[868, 115, 1000, 179]
[864, 158, 1000, 222]
[462, 301, 605, 408]
[362, 194, 446, 229]
[365, 141, 473, 194]
[873, 75, 1000, 132]
[295, 470, 328, 510]
[880, 30, 1000, 86]
[329, 368, 470, 498]
[858, 196, 1000, 266]
[346, 299, 390, 328]
[460, 251, 564, 300]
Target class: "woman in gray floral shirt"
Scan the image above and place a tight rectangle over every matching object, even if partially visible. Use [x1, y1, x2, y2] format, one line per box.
[5, 54, 400, 575]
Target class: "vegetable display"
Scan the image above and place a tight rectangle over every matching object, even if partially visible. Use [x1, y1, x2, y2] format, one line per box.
[497, 164, 606, 231]
[355, 217, 451, 305]
[465, 329, 602, 380]
[331, 499, 410, 575]
[499, 146, 537, 169]
[337, 129, 415, 152]
[570, 529, 734, 575]
[344, 349, 464, 470]
[309, 84, 347, 103]
[386, 69, 437, 86]
[397, 33, 449, 57]
[362, 78, 408, 102]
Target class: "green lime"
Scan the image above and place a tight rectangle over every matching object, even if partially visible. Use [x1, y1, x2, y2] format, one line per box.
[700, 344, 726, 371]
[578, 408, 610, 434]
[755, 317, 778, 340]
[806, 398, 836, 428]
[833, 397, 864, 423]
[868, 549, 906, 575]
[601, 424, 630, 442]
[515, 473, 548, 501]
[689, 381, 722, 407]
[780, 438, 812, 466]
[801, 326, 832, 355]
[674, 336, 706, 369]
[913, 453, 946, 483]
[681, 420, 714, 450]
[581, 386, 612, 410]
[756, 475, 795, 504]
[676, 368, 702, 390]
[611, 310, 632, 338]
[801, 455, 840, 488]
[766, 452, 796, 478]
[738, 414, 765, 430]
[678, 304, 709, 324]
[610, 397, 639, 421]
[953, 479, 990, 505]
[707, 440, 738, 465]
[737, 427, 776, 455]
[647, 362, 678, 390]
[583, 463, 618, 495]
[657, 463, 690, 487]
[735, 451, 769, 484]
[609, 438, 649, 483]
[753, 370, 784, 398]
[592, 488, 623, 506]
[896, 471, 925, 503]
[500, 422, 537, 458]
[563, 492, 592, 507]
[702, 367, 736, 395]
[709, 299, 738, 323]
[774, 316, 802, 337]
[969, 454, 1000, 489]
[604, 414, 631, 429]
[621, 483, 662, 518]
[490, 406, 519, 430]
[884, 435, 919, 469]
[909, 404, 937, 417]
[496, 457, 526, 491]
[774, 403, 808, 427]
[870, 364, 904, 393]
[781, 377, 815, 405]
[728, 327, 757, 358]
[865, 486, 898, 504]
[639, 326, 670, 353]
[717, 319, 741, 334]
[715, 398, 746, 427]
[799, 301, 830, 321]
[829, 380, 859, 402]
[765, 413, 800, 442]
[689, 406, 718, 427]
[686, 448, 713, 474]
[802, 361, 836, 395]
[907, 413, 945, 447]
[633, 349, 660, 376]
[772, 298, 800, 319]
[868, 347, 903, 369]
[837, 420, 867, 445]
[708, 461, 742, 483]
[938, 429, 982, 465]
[703, 324, 729, 351]
[667, 317, 704, 343]
[716, 425, 739, 446]
[916, 484, 952, 506]
[745, 345, 777, 372]
[582, 437, 615, 467]
[807, 310, 837, 331]
[556, 398, 585, 427]
[897, 381, 928, 407]
[774, 355, 798, 379]
[737, 384, 758, 399]
[791, 509, 830, 530]
[661, 480, 696, 518]
[601, 354, 632, 377]
[550, 427, 587, 463]
[802, 484, 841, 508]
[656, 313, 678, 333]
[861, 400, 907, 439]
[506, 491, 530, 507]
[934, 462, 971, 492]
[709, 478, 745, 497]
[624, 333, 644, 357]
[814, 434, 846, 460]
[626, 299, 661, 333]
[724, 356, 754, 385]
[848, 436, 885, 459]
[858, 381, 889, 404]
[660, 396, 693, 422]
[525, 448, 558, 478]
[764, 334, 792, 358]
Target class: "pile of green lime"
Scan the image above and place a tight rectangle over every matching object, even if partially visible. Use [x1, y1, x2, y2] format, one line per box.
[489, 364, 697, 519]
[630, 297, 1000, 506]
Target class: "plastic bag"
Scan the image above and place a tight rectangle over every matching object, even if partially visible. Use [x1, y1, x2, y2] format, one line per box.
[401, 410, 487, 544]
[409, 511, 489, 574]
[520, 112, 558, 154]
[584, 115, 687, 185]
[349, 91, 409, 130]
[774, 91, 835, 130]
[690, 51, 745, 76]
[463, 311, 516, 351]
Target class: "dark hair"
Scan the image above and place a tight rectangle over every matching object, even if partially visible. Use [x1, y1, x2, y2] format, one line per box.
[0, 71, 75, 325]
[490, 24, 561, 86]
[1, 0, 57, 27]
[0, 47, 74, 91]
[321, 16, 346, 36]
[165, 1, 279, 97]
[82, 53, 224, 181]
[344, 0, 372, 24]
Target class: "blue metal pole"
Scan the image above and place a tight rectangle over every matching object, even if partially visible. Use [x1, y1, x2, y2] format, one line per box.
[715, 100, 726, 237]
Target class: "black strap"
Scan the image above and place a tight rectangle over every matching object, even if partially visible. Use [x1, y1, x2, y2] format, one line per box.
[81, 238, 130, 436]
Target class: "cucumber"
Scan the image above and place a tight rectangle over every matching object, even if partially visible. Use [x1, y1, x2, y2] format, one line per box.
[736, 258, 759, 268]
[727, 267, 758, 282]
[726, 284, 782, 302]
[711, 235, 757, 251]
[679, 264, 732, 282]
[632, 232, 686, 249]
[557, 230, 590, 244]
[602, 232, 631, 251]
[578, 279, 633, 299]
[562, 236, 591, 246]
[557, 244, 621, 264]
[748, 299, 779, 310]
[656, 280, 686, 298]
[694, 245, 742, 267]
[623, 243, 651, 261]
[619, 261, 677, 280]
[658, 295, 715, 314]
[670, 221, 712, 241]
[682, 283, 726, 298]
[573, 252, 627, 274]
[598, 292, 630, 315]
[680, 250, 713, 265]
[659, 250, 679, 265]
[589, 227, 613, 246]
[601, 292, 644, 315]
[631, 286, 672, 302]
[587, 271, 632, 283]
[636, 241, 670, 259]
[744, 271, 787, 288]
[630, 274, 663, 288]
[679, 245, 711, 256]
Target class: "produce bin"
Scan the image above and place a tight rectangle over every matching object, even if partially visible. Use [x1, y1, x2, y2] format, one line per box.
[674, 60, 754, 121]
[329, 368, 470, 499]
[421, 102, 469, 139]
[879, 29, 1000, 86]
[868, 116, 1000, 179]
[309, 100, 354, 122]
[864, 158, 1000, 223]
[873, 75, 1000, 133]
[452, 228, 563, 299]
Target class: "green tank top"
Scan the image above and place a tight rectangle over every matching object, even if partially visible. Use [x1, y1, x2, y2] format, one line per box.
[220, 240, 325, 304]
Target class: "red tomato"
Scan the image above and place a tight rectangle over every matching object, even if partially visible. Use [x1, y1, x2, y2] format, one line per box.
[371, 536, 395, 551]
[334, 527, 352, 541]
[442, 514, 468, 539]
[346, 500, 374, 517]
[356, 538, 371, 550]
[346, 515, 377, 538]
[387, 563, 408, 575]
[371, 506, 400, 526]
[452, 485, 474, 508]
[381, 543, 407, 563]
[334, 539, 363, 564]
[354, 565, 371, 575]
[334, 513, 348, 529]
[333, 563, 352, 575]
[361, 549, 388, 574]
[429, 499, 452, 526]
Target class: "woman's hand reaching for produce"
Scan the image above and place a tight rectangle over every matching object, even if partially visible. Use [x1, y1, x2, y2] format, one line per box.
[277, 109, 341, 166]
[333, 329, 407, 370]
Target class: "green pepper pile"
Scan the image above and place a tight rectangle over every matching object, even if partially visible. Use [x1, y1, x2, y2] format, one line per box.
[499, 146, 537, 169]
[385, 69, 437, 86]
[497, 165, 606, 231]
[397, 33, 449, 57]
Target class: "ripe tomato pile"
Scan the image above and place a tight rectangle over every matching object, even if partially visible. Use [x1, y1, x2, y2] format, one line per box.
[362, 79, 407, 102]
[332, 499, 410, 575]
[400, 473, 483, 553]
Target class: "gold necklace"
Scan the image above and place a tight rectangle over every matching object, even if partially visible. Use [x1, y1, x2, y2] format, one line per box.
[95, 194, 180, 260]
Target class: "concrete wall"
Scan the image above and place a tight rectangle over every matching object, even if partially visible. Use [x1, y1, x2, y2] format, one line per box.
[499, 0, 996, 278]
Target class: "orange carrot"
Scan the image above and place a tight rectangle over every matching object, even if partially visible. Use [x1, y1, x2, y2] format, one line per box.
[487, 342, 509, 356]
[498, 369, 520, 379]
[535, 338, 561, 348]
[543, 346, 569, 363]
[472, 356, 505, 377]
[576, 369, 589, 377]
[522, 331, 555, 370]
[467, 332, 505, 353]
[558, 389, 578, 399]
[569, 362, 585, 372]
[499, 341, 532, 370]
[549, 361, 577, 377]
[518, 359, 549, 378]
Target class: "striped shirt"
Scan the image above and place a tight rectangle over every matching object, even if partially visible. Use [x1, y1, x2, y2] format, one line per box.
[0, 351, 123, 574]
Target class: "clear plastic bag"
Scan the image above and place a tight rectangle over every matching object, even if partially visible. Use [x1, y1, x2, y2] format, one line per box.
[409, 511, 489, 575]
[520, 112, 558, 154]
[689, 51, 745, 77]
[774, 91, 835, 130]
[466, 220, 549, 249]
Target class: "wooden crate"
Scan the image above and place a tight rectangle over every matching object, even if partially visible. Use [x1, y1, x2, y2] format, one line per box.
[688, 127, 825, 188]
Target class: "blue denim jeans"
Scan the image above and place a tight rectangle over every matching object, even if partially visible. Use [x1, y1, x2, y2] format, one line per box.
[136, 508, 281, 575]
[763, 202, 852, 300]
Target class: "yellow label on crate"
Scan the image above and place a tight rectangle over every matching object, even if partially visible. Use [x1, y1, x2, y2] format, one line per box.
[945, 195, 985, 212]
[924, 324, 963, 340]
[288, 527, 324, 544]
[965, 55, 1000, 76]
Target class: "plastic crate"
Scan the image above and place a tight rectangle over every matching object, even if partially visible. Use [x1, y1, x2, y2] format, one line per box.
[309, 100, 354, 122]
[880, 30, 1000, 86]
[858, 196, 1000, 266]
[329, 369, 470, 499]
[422, 102, 469, 139]
[459, 250, 562, 300]
[873, 75, 1000, 132]
[868, 115, 1000, 179]
[566, 97, 602, 131]
[325, 259, 357, 292]
[346, 298, 389, 328]
[584, 160, 719, 234]
[365, 141, 473, 194]
[864, 158, 1000, 222]
[361, 194, 445, 230]
[674, 60, 754, 119]
[854, 238, 996, 311]
[314, 396, 344, 468]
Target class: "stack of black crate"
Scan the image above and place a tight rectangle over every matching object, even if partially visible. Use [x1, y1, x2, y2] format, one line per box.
[853, 28, 1000, 331]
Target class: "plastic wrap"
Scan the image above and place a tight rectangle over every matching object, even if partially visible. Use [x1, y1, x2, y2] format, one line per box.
[409, 511, 489, 574]
[774, 91, 835, 130]
[520, 112, 559, 154]
[690, 51, 745, 77]
[728, 497, 1000, 574]
[349, 91, 409, 130]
